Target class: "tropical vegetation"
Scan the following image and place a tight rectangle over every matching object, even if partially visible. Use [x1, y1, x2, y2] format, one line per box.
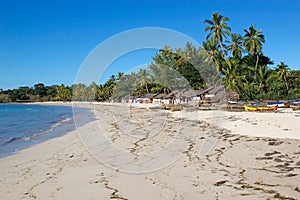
[202, 12, 299, 100]
[0, 12, 299, 103]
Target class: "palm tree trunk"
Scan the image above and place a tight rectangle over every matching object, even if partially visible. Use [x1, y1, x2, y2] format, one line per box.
[220, 44, 226, 59]
[254, 54, 259, 80]
[145, 83, 149, 94]
[255, 54, 259, 71]
[218, 36, 227, 60]
[284, 76, 289, 94]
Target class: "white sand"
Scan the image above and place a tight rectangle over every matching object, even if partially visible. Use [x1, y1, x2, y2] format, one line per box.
[0, 103, 299, 199]
[172, 109, 300, 139]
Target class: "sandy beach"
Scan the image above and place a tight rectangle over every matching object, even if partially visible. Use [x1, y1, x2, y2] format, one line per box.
[0, 103, 299, 199]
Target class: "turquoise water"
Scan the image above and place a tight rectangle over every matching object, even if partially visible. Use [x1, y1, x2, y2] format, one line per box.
[0, 104, 93, 158]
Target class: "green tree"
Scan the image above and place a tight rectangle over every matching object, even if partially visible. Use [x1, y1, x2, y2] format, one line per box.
[56, 84, 71, 101]
[96, 84, 105, 101]
[243, 25, 265, 72]
[204, 12, 231, 58]
[222, 59, 244, 92]
[275, 62, 290, 93]
[255, 65, 275, 95]
[149, 45, 206, 91]
[87, 82, 98, 101]
[116, 72, 124, 81]
[138, 69, 151, 93]
[34, 83, 47, 98]
[112, 73, 139, 101]
[46, 85, 58, 101]
[226, 33, 244, 58]
[202, 39, 223, 72]
[72, 83, 87, 101]
[289, 70, 300, 90]
[101, 75, 117, 101]
[8, 90, 18, 101]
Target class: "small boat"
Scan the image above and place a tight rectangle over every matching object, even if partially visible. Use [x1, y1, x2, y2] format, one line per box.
[244, 105, 278, 112]
[290, 104, 300, 110]
[244, 105, 259, 111]
[228, 100, 238, 104]
[267, 101, 285, 107]
[258, 105, 278, 111]
[288, 99, 300, 104]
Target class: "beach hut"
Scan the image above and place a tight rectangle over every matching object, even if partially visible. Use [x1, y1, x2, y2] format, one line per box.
[182, 90, 201, 103]
[197, 86, 227, 107]
[208, 85, 227, 103]
[132, 93, 158, 104]
[143, 93, 158, 103]
[226, 89, 240, 102]
[199, 86, 215, 98]
[152, 93, 167, 104]
[164, 90, 180, 104]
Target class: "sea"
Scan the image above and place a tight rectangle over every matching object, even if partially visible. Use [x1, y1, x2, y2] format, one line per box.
[0, 103, 94, 158]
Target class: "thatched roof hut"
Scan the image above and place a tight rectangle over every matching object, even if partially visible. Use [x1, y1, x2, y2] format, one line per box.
[142, 93, 158, 99]
[164, 90, 179, 99]
[199, 86, 215, 96]
[226, 89, 240, 101]
[182, 90, 201, 98]
[154, 93, 167, 99]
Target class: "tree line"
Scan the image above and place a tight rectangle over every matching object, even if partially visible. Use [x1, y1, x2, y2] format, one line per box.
[202, 12, 300, 100]
[0, 12, 299, 103]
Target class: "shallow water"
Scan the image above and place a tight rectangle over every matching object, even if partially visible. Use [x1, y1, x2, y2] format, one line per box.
[0, 103, 94, 158]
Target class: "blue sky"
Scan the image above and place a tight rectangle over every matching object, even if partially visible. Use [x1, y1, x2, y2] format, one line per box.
[0, 0, 299, 89]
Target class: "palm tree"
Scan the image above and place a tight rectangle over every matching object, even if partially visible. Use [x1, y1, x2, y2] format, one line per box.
[96, 84, 104, 101]
[158, 46, 174, 61]
[173, 43, 197, 69]
[87, 82, 98, 101]
[102, 75, 116, 100]
[222, 59, 243, 92]
[183, 42, 196, 60]
[275, 62, 290, 93]
[174, 48, 184, 70]
[222, 58, 255, 99]
[56, 84, 71, 101]
[243, 25, 265, 72]
[139, 69, 150, 93]
[204, 12, 231, 58]
[226, 33, 244, 58]
[255, 65, 275, 94]
[202, 39, 223, 72]
[116, 72, 124, 81]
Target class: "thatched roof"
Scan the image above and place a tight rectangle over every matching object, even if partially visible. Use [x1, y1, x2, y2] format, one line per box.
[182, 90, 201, 98]
[154, 93, 167, 99]
[199, 86, 215, 95]
[164, 90, 179, 99]
[143, 93, 158, 99]
[154, 87, 217, 100]
[226, 89, 240, 101]
[208, 85, 224, 94]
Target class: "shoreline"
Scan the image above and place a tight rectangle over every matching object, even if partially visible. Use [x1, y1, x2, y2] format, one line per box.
[0, 102, 95, 159]
[1, 102, 299, 158]
[0, 103, 299, 199]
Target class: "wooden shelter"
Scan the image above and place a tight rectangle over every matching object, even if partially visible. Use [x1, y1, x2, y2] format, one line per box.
[152, 93, 167, 104]
[226, 89, 240, 101]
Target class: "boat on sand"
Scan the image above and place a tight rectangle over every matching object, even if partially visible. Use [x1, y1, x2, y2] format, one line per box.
[267, 101, 285, 107]
[244, 105, 278, 112]
[290, 104, 300, 110]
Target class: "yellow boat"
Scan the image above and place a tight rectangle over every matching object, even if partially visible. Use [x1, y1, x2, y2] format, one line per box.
[258, 105, 278, 111]
[244, 105, 278, 112]
[244, 105, 258, 111]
